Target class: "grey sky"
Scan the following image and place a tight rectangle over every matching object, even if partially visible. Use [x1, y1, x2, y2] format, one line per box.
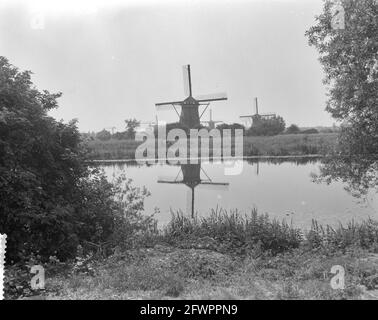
[0, 0, 332, 132]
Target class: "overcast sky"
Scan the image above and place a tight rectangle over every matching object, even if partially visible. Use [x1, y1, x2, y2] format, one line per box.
[0, 0, 333, 132]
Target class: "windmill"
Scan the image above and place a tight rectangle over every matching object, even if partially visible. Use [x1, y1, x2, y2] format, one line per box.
[158, 162, 229, 218]
[240, 97, 276, 127]
[200, 108, 223, 129]
[155, 65, 227, 128]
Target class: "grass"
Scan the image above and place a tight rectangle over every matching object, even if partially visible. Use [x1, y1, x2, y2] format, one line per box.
[243, 133, 337, 156]
[85, 133, 338, 160]
[44, 244, 378, 300]
[9, 208, 378, 300]
[162, 209, 303, 255]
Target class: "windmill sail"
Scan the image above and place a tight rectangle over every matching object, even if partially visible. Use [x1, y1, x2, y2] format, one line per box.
[195, 92, 228, 103]
[183, 65, 192, 97]
[155, 103, 182, 112]
[197, 182, 229, 191]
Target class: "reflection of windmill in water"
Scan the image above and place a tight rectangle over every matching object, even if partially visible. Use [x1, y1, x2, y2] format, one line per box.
[158, 162, 229, 218]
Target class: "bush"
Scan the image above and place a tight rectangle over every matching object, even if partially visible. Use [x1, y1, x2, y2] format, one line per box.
[246, 116, 286, 136]
[286, 124, 300, 134]
[96, 129, 112, 141]
[0, 57, 155, 262]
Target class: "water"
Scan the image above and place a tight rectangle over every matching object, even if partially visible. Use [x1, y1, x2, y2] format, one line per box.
[100, 159, 378, 229]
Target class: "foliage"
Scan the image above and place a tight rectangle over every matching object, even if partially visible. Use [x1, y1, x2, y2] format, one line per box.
[246, 116, 286, 136]
[0, 56, 85, 261]
[109, 173, 159, 250]
[216, 123, 246, 133]
[313, 156, 378, 199]
[6, 210, 378, 299]
[0, 57, 154, 262]
[112, 131, 129, 140]
[4, 254, 69, 299]
[35, 215, 378, 300]
[125, 118, 140, 139]
[96, 129, 112, 141]
[306, 0, 378, 156]
[286, 124, 300, 134]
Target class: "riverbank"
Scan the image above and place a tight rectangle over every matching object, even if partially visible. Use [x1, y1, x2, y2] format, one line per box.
[85, 133, 338, 160]
[45, 245, 378, 300]
[6, 210, 378, 300]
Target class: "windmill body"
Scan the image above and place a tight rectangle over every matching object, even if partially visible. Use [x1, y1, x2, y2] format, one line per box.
[155, 65, 227, 129]
[181, 96, 200, 128]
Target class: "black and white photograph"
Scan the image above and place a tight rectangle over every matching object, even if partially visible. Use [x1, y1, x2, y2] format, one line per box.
[0, 0, 377, 303]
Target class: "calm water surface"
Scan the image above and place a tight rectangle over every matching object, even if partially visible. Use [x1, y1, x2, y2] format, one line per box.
[100, 159, 378, 229]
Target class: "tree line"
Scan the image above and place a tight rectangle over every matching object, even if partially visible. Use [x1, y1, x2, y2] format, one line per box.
[88, 116, 331, 142]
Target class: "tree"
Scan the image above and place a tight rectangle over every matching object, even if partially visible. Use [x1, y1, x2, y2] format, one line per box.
[306, 0, 378, 156]
[306, 1, 377, 199]
[216, 123, 245, 131]
[112, 131, 128, 140]
[246, 116, 286, 136]
[0, 57, 117, 261]
[125, 118, 140, 139]
[286, 124, 300, 134]
[96, 129, 112, 141]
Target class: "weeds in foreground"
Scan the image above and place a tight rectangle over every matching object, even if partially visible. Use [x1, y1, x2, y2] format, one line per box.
[306, 219, 378, 252]
[6, 209, 378, 300]
[163, 208, 303, 255]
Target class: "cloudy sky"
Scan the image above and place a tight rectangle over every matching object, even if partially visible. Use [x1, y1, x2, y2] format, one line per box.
[0, 0, 332, 132]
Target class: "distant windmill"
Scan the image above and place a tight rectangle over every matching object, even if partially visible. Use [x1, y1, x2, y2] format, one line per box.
[200, 109, 223, 129]
[240, 97, 276, 127]
[158, 162, 229, 218]
[155, 65, 227, 128]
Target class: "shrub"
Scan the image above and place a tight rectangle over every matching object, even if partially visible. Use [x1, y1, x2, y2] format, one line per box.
[0, 57, 155, 262]
[286, 124, 300, 134]
[246, 116, 286, 136]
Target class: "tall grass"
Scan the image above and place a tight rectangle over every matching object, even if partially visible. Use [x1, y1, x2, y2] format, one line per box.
[307, 218, 378, 251]
[162, 208, 303, 255]
[160, 208, 378, 255]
